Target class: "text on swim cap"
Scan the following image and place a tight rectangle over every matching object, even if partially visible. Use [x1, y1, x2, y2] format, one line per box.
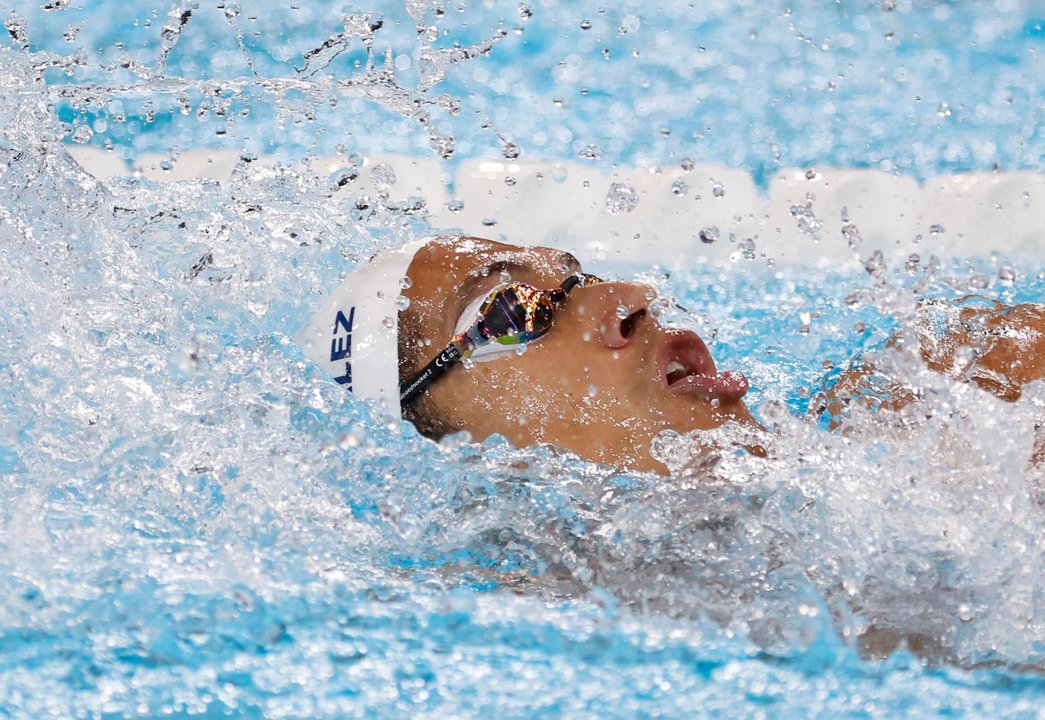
[330, 307, 355, 389]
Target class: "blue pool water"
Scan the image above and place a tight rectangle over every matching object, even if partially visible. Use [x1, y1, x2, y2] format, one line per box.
[2, 1, 1045, 717]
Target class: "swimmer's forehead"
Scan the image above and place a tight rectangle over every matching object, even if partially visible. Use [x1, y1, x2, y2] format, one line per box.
[426, 236, 582, 281]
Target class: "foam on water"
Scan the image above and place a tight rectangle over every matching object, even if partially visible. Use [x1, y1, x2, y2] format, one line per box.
[2, 1, 1045, 716]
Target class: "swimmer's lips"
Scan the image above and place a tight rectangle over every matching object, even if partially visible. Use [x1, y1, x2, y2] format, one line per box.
[658, 331, 749, 403]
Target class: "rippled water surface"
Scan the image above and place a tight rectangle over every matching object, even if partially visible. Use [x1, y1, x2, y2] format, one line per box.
[2, 1, 1045, 717]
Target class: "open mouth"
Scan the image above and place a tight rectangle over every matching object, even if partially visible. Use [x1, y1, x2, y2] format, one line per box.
[660, 332, 749, 402]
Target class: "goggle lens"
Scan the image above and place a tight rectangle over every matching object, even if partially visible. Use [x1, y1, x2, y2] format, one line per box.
[456, 273, 601, 359]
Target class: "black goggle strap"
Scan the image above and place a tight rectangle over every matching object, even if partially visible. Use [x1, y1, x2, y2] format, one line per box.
[399, 340, 463, 406]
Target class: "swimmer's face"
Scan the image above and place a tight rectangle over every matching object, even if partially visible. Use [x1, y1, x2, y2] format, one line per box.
[399, 236, 758, 474]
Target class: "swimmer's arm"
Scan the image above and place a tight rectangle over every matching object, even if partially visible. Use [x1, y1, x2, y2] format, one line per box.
[814, 302, 1045, 426]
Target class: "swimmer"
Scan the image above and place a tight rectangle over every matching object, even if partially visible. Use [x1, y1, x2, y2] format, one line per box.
[298, 235, 1045, 474]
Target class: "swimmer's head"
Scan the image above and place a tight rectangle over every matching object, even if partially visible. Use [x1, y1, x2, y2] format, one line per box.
[301, 235, 757, 473]
[400, 236, 757, 473]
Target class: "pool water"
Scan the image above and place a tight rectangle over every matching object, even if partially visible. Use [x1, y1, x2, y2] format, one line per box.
[2, 1, 1045, 717]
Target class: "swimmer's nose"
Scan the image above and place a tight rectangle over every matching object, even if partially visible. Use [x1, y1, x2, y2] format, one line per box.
[573, 281, 655, 349]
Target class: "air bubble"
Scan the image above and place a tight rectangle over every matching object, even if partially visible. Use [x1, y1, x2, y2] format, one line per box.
[680, 157, 695, 172]
[699, 226, 719, 244]
[399, 276, 412, 290]
[447, 198, 464, 213]
[671, 179, 688, 196]
[937, 102, 952, 117]
[580, 19, 591, 30]
[616, 305, 630, 319]
[929, 224, 945, 236]
[805, 168, 819, 180]
[504, 176, 516, 187]
[605, 182, 639, 214]
[517, 2, 532, 20]
[382, 316, 394, 329]
[396, 295, 411, 311]
[711, 181, 725, 198]
[998, 267, 1016, 285]
[514, 344, 528, 356]
[503, 142, 521, 160]
[224, 2, 241, 18]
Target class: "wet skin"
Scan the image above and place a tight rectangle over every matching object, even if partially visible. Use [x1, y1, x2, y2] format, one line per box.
[398, 236, 759, 474]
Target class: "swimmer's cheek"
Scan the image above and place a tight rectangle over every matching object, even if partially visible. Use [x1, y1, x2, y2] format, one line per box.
[965, 303, 1045, 402]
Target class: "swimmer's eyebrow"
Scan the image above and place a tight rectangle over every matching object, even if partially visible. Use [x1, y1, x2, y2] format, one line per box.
[556, 251, 582, 273]
[455, 251, 582, 305]
[451, 259, 529, 322]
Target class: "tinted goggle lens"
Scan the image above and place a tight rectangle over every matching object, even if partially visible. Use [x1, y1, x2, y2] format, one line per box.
[455, 273, 601, 359]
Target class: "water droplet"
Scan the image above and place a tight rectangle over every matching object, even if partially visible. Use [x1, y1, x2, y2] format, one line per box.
[370, 163, 396, 191]
[998, 266, 1016, 286]
[616, 305, 629, 319]
[882, 0, 896, 10]
[499, 269, 512, 283]
[502, 142, 521, 160]
[842, 223, 862, 249]
[680, 157, 695, 172]
[605, 182, 639, 214]
[382, 316, 394, 329]
[845, 291, 866, 309]
[587, 385, 598, 398]
[396, 295, 411, 311]
[159, 158, 174, 172]
[905, 253, 920, 273]
[331, 166, 359, 189]
[224, 2, 241, 18]
[936, 102, 952, 117]
[864, 250, 885, 275]
[671, 179, 688, 196]
[805, 168, 819, 180]
[711, 398, 720, 408]
[577, 144, 602, 160]
[929, 223, 945, 236]
[504, 176, 516, 187]
[399, 276, 412, 290]
[699, 226, 719, 244]
[461, 357, 475, 370]
[517, 2, 532, 20]
[580, 19, 591, 30]
[711, 181, 725, 198]
[71, 124, 93, 144]
[739, 237, 756, 259]
[447, 198, 464, 213]
[514, 344, 528, 356]
[482, 218, 497, 227]
[430, 134, 455, 159]
[968, 273, 989, 289]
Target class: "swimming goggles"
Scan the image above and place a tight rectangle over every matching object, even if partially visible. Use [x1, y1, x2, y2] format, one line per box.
[399, 273, 602, 406]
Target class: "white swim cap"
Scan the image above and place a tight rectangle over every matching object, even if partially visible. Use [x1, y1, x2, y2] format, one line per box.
[297, 237, 433, 415]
